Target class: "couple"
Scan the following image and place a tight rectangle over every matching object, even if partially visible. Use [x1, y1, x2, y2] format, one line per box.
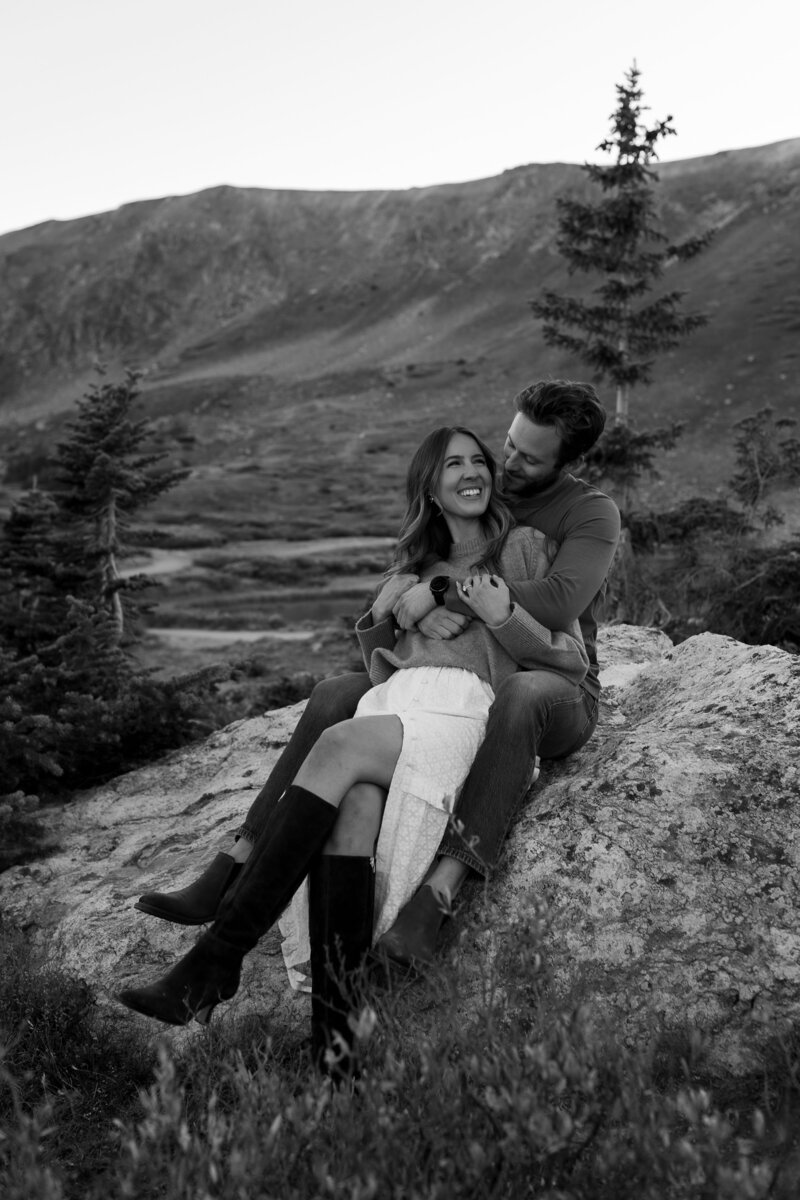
[119, 379, 620, 1063]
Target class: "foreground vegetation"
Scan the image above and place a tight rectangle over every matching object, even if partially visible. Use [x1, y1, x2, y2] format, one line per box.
[2, 901, 799, 1199]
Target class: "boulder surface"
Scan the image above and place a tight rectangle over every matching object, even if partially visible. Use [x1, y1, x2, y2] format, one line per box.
[1, 626, 798, 1072]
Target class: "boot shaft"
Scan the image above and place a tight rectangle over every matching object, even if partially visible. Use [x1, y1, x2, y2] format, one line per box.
[308, 853, 376, 1066]
[212, 786, 339, 954]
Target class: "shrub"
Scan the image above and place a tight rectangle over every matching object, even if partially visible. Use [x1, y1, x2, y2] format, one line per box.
[598, 410, 800, 648]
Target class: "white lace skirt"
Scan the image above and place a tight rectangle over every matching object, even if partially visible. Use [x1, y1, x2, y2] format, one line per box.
[278, 666, 494, 989]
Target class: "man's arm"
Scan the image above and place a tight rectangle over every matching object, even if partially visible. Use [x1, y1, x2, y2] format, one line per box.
[460, 573, 588, 685]
[392, 580, 440, 629]
[445, 499, 621, 630]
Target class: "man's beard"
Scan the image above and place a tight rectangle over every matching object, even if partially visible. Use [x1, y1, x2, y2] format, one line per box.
[501, 467, 561, 497]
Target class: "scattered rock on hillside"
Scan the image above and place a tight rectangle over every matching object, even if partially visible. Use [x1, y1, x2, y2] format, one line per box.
[0, 625, 797, 1074]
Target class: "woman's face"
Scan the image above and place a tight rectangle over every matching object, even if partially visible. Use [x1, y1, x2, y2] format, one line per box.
[433, 432, 493, 522]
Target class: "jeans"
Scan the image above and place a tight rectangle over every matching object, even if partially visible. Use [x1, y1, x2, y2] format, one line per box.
[238, 668, 597, 879]
[438, 670, 598, 876]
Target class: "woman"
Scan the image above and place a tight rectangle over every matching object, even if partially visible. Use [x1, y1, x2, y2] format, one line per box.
[118, 427, 587, 1056]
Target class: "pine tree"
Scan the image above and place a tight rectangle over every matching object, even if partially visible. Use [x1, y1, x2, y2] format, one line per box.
[53, 368, 189, 643]
[0, 369, 199, 803]
[0, 490, 68, 654]
[530, 63, 714, 423]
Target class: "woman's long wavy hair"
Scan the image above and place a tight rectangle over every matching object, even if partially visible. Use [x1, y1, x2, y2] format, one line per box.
[386, 426, 514, 578]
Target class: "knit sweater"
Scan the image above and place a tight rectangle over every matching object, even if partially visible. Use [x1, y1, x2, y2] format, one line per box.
[355, 528, 588, 692]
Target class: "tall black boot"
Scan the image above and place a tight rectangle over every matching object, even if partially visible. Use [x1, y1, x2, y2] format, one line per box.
[118, 786, 338, 1025]
[308, 854, 375, 1073]
[134, 853, 243, 925]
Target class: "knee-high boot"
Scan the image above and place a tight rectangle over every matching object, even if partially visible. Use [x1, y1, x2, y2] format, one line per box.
[118, 786, 339, 1026]
[308, 854, 375, 1071]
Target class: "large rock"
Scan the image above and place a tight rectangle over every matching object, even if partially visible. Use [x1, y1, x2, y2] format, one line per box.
[1, 626, 798, 1071]
[494, 628, 800, 1072]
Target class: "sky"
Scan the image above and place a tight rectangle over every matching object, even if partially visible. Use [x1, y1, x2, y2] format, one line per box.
[3, 0, 798, 237]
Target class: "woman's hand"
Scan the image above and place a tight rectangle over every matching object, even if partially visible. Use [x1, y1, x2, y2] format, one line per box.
[371, 573, 419, 623]
[459, 573, 513, 625]
[392, 581, 439, 629]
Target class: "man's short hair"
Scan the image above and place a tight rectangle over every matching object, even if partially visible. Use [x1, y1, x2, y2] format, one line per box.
[514, 380, 607, 466]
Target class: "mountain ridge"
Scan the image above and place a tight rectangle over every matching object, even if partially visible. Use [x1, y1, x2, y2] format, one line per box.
[1, 138, 798, 531]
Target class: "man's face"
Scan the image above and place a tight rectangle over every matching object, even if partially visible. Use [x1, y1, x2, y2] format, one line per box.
[501, 414, 565, 495]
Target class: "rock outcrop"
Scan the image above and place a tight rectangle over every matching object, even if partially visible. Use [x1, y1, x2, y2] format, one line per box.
[1, 625, 798, 1072]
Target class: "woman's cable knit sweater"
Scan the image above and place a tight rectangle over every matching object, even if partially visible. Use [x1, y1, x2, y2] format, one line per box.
[355, 528, 588, 692]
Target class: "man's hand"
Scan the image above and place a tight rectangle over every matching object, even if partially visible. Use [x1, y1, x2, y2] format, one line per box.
[393, 581, 438, 629]
[371, 573, 419, 623]
[417, 609, 472, 640]
[459, 574, 513, 625]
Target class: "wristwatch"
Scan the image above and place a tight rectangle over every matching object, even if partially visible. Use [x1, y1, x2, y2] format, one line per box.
[429, 576, 450, 607]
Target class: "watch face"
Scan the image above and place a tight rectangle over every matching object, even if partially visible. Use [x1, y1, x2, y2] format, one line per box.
[430, 576, 449, 604]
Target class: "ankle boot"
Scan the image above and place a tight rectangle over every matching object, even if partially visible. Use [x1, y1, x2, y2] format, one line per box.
[134, 853, 243, 925]
[118, 786, 339, 1027]
[308, 854, 375, 1071]
[372, 884, 448, 974]
[117, 935, 242, 1026]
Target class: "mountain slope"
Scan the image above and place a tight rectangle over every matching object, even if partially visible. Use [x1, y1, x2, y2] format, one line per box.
[1, 139, 798, 532]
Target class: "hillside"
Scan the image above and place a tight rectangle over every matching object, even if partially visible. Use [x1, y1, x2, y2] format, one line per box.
[1, 138, 799, 537]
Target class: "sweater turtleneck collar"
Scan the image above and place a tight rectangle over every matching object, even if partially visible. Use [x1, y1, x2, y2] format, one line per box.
[449, 532, 489, 558]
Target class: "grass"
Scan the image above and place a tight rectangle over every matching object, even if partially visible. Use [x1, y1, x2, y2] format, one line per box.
[0, 928, 158, 1196]
[1, 898, 798, 1199]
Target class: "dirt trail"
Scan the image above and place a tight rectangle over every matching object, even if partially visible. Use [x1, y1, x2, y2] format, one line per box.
[124, 535, 395, 578]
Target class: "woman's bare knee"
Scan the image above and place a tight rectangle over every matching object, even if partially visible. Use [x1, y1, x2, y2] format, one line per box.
[293, 715, 402, 805]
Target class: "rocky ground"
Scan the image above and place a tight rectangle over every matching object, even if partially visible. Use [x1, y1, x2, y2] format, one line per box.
[2, 624, 798, 1077]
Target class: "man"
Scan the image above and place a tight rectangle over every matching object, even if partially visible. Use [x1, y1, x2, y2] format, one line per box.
[136, 379, 620, 968]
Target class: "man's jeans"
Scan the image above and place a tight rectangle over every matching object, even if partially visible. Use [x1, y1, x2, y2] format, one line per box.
[237, 669, 597, 878]
[438, 670, 597, 875]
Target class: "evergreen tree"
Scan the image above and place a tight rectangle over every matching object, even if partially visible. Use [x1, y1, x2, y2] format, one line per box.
[52, 368, 189, 643]
[0, 490, 69, 654]
[0, 369, 202, 804]
[530, 63, 714, 423]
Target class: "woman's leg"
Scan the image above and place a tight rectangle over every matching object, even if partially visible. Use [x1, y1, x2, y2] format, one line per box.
[209, 717, 402, 953]
[118, 717, 401, 1025]
[291, 715, 402, 804]
[311, 782, 385, 1072]
[234, 673, 373, 844]
[133, 674, 373, 924]
[323, 782, 386, 857]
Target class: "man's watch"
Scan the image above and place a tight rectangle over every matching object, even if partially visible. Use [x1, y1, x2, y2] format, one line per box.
[429, 576, 450, 607]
